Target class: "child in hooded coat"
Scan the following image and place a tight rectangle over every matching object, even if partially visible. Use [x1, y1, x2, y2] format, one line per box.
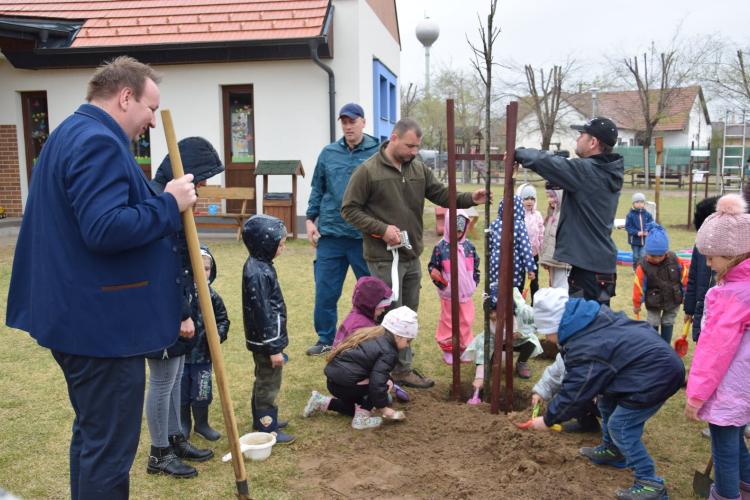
[531, 289, 684, 500]
[242, 214, 294, 444]
[332, 276, 393, 348]
[489, 195, 537, 291]
[517, 183, 545, 304]
[427, 209, 480, 365]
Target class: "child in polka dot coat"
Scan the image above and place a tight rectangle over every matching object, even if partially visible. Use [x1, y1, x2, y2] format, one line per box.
[489, 195, 538, 290]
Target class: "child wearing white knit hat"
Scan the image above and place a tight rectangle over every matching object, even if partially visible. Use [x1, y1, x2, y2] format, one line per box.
[685, 194, 750, 500]
[303, 307, 418, 429]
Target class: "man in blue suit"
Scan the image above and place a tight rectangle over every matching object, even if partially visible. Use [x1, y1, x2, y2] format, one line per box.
[6, 56, 197, 499]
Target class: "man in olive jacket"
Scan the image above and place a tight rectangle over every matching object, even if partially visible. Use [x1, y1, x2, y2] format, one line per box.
[341, 117, 490, 388]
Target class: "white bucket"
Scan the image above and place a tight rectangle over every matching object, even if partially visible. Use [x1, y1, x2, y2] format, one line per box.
[221, 432, 276, 462]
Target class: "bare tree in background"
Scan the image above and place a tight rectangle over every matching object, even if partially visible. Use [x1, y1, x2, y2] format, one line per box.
[400, 82, 423, 118]
[612, 29, 720, 147]
[467, 0, 499, 397]
[703, 44, 750, 112]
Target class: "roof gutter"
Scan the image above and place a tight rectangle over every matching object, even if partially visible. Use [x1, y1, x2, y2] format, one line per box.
[310, 3, 335, 143]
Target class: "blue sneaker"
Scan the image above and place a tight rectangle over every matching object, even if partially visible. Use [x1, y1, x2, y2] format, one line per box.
[615, 478, 668, 500]
[579, 443, 627, 468]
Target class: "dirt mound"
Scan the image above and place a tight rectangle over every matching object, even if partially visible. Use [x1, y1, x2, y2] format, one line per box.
[290, 383, 633, 499]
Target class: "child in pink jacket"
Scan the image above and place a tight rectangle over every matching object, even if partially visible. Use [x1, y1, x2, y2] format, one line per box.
[685, 193, 750, 500]
[517, 183, 544, 304]
[332, 277, 393, 348]
[428, 209, 480, 365]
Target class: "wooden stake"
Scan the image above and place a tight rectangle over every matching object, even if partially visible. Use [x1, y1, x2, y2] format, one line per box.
[161, 110, 253, 500]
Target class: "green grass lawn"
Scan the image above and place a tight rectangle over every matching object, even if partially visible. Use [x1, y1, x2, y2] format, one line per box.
[0, 183, 718, 499]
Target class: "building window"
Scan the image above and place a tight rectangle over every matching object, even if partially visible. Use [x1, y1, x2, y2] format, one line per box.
[225, 89, 254, 164]
[20, 91, 49, 182]
[129, 128, 152, 178]
[221, 85, 256, 214]
[373, 60, 398, 143]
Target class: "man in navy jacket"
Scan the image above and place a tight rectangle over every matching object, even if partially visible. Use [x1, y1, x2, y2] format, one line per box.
[6, 56, 196, 499]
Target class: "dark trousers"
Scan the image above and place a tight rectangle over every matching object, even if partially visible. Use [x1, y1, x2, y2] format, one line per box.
[252, 352, 282, 410]
[51, 350, 145, 500]
[326, 378, 373, 416]
[181, 362, 213, 407]
[567, 266, 617, 307]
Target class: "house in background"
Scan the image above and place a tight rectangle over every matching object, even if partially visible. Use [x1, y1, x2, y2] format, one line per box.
[0, 0, 401, 230]
[515, 86, 711, 152]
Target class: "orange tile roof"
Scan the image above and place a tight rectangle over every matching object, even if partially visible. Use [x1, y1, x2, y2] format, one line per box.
[0, 0, 329, 47]
[568, 86, 707, 132]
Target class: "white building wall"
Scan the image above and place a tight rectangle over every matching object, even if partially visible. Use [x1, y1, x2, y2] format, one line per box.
[0, 0, 401, 217]
[358, 0, 401, 123]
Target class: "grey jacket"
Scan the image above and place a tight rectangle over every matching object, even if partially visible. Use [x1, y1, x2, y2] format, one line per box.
[514, 149, 624, 273]
[538, 189, 570, 270]
[532, 352, 566, 401]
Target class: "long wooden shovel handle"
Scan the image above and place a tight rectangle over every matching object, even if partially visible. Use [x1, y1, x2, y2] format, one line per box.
[705, 456, 713, 475]
[161, 110, 253, 500]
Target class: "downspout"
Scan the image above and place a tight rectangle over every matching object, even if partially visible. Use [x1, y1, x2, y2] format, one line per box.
[309, 38, 336, 143]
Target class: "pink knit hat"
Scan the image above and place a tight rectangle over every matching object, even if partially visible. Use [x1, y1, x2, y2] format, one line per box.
[696, 194, 750, 256]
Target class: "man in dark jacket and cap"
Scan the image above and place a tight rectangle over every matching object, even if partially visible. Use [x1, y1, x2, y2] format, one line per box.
[513, 117, 624, 306]
[530, 289, 684, 500]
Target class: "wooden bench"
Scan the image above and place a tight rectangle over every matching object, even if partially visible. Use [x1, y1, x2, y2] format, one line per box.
[195, 186, 256, 242]
[635, 170, 685, 188]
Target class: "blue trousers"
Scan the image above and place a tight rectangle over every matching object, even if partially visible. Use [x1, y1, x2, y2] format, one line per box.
[313, 236, 369, 344]
[631, 245, 645, 271]
[709, 423, 750, 498]
[181, 362, 213, 407]
[599, 395, 664, 481]
[52, 350, 145, 500]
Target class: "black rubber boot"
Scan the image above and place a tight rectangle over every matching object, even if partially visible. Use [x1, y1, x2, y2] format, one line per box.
[256, 408, 295, 444]
[192, 406, 221, 441]
[169, 433, 214, 462]
[180, 405, 192, 439]
[146, 445, 197, 478]
[660, 324, 674, 345]
[251, 396, 287, 431]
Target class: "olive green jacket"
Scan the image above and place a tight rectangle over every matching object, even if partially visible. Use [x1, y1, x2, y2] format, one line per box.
[341, 141, 475, 262]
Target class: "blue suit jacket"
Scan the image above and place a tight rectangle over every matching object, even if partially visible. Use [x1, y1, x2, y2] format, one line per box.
[6, 104, 184, 357]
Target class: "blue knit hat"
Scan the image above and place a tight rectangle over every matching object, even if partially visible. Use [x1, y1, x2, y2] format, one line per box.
[644, 222, 669, 255]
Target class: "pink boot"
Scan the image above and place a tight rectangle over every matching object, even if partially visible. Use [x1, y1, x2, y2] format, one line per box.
[711, 485, 741, 500]
[442, 352, 453, 365]
[351, 404, 382, 430]
[302, 391, 331, 418]
[740, 481, 750, 500]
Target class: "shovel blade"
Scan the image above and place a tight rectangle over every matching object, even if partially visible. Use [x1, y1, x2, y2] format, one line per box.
[675, 338, 689, 357]
[510, 419, 532, 429]
[692, 471, 712, 498]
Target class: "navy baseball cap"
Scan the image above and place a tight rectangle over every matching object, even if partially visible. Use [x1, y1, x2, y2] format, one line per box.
[339, 103, 365, 120]
[571, 117, 618, 147]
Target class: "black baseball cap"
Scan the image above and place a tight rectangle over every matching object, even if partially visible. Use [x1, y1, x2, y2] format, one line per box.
[338, 103, 365, 120]
[571, 117, 618, 147]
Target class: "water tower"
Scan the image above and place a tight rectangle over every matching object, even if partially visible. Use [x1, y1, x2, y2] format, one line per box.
[416, 16, 439, 94]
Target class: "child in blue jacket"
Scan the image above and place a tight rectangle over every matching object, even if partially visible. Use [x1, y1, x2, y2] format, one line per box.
[625, 193, 654, 273]
[530, 289, 684, 500]
[180, 244, 230, 442]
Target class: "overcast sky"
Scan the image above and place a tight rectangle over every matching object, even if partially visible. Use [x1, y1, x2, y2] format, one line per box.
[394, 0, 749, 90]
